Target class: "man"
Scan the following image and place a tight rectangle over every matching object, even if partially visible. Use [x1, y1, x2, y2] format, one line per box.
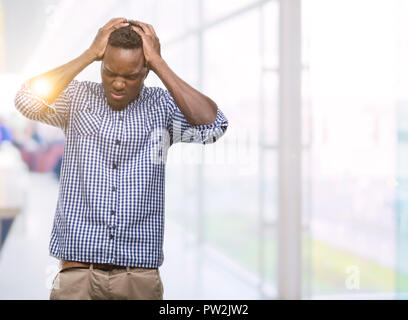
[15, 18, 228, 300]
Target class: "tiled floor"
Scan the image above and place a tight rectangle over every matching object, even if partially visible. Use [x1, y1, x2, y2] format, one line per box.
[0, 172, 261, 300]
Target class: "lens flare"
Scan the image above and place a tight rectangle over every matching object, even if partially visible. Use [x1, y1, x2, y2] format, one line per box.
[30, 78, 52, 98]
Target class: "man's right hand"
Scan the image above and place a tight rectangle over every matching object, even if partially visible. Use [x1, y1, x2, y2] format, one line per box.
[22, 18, 129, 105]
[88, 18, 129, 61]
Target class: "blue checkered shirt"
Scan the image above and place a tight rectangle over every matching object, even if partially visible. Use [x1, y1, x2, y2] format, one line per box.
[15, 80, 228, 267]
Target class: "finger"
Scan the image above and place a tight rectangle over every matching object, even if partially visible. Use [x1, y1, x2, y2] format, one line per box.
[144, 24, 157, 37]
[131, 25, 145, 38]
[132, 24, 145, 33]
[133, 20, 152, 35]
[104, 17, 127, 30]
[110, 21, 129, 31]
[107, 17, 127, 27]
[128, 20, 144, 32]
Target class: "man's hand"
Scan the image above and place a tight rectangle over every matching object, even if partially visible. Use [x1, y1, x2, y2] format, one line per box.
[130, 20, 162, 70]
[88, 18, 129, 61]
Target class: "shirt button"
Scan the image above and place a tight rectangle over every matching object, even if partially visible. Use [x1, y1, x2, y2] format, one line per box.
[110, 210, 115, 215]
[112, 186, 117, 192]
[113, 163, 117, 169]
[109, 235, 114, 240]
[119, 116, 123, 121]
[115, 139, 120, 145]
[88, 107, 92, 112]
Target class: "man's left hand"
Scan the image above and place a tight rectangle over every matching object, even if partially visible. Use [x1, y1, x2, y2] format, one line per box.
[130, 20, 162, 70]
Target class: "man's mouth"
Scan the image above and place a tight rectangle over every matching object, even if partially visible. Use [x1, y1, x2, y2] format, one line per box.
[110, 92, 125, 100]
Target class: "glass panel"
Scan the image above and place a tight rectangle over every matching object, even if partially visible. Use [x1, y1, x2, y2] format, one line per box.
[262, 150, 278, 296]
[203, 10, 260, 127]
[161, 36, 199, 233]
[203, 8, 262, 278]
[396, 101, 408, 298]
[262, 72, 278, 147]
[261, 0, 279, 70]
[302, 0, 399, 298]
[147, 35, 198, 88]
[262, 150, 278, 225]
[396, 0, 408, 298]
[155, 0, 198, 41]
[204, 0, 259, 22]
[262, 222, 278, 297]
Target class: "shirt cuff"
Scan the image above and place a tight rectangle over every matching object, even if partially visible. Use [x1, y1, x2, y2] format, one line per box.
[192, 108, 228, 131]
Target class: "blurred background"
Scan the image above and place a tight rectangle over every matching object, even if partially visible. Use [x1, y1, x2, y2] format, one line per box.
[0, 0, 407, 299]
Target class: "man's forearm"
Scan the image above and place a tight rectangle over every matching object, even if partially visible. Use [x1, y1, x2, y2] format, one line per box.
[151, 58, 218, 126]
[28, 49, 96, 104]
[27, 18, 129, 104]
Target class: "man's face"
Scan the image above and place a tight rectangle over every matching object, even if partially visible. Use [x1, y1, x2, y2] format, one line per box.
[101, 45, 148, 110]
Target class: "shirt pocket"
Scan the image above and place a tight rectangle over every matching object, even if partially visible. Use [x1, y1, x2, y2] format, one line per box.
[73, 106, 104, 137]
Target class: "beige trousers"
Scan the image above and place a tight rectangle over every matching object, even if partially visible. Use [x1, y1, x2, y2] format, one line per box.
[50, 263, 164, 300]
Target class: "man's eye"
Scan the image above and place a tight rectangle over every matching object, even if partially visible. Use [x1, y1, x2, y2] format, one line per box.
[104, 70, 115, 76]
[127, 73, 141, 80]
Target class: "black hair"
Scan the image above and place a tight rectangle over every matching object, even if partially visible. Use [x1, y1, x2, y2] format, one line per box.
[107, 22, 143, 49]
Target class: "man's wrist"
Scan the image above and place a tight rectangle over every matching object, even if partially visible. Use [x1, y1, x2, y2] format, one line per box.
[82, 49, 98, 64]
[149, 56, 166, 74]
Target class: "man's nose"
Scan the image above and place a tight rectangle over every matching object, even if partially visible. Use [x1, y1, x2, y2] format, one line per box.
[112, 79, 125, 91]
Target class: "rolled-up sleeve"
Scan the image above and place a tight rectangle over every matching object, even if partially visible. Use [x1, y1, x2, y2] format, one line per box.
[14, 80, 79, 133]
[165, 90, 228, 146]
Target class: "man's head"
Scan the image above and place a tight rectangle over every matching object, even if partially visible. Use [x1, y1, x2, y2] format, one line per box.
[101, 23, 148, 110]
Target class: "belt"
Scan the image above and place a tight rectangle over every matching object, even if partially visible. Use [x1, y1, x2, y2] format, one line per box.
[61, 260, 128, 272]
